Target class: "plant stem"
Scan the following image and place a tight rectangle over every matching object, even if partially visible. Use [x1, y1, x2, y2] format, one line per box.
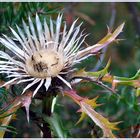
[42, 95, 53, 138]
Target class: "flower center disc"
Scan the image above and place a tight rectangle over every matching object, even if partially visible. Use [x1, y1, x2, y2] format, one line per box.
[26, 49, 64, 78]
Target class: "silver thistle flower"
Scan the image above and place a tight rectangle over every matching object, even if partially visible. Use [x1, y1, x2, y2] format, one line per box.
[0, 14, 124, 97]
[0, 14, 86, 96]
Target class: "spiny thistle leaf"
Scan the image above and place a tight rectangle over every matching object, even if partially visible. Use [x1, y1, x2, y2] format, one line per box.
[84, 96, 101, 108]
[77, 22, 125, 60]
[80, 102, 120, 138]
[72, 61, 140, 92]
[112, 69, 140, 89]
[64, 90, 119, 138]
[76, 96, 100, 125]
[0, 91, 32, 138]
[131, 69, 140, 80]
[72, 58, 111, 78]
[76, 112, 87, 125]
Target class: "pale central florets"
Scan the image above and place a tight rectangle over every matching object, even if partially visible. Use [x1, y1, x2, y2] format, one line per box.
[25, 48, 64, 78]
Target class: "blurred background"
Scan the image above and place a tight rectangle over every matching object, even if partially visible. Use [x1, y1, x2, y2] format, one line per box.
[0, 2, 140, 138]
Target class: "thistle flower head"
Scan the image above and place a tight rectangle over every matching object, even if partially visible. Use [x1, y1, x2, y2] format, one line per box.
[0, 14, 86, 96]
[0, 13, 124, 97]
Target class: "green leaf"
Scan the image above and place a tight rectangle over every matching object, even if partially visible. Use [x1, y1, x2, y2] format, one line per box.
[43, 113, 68, 138]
